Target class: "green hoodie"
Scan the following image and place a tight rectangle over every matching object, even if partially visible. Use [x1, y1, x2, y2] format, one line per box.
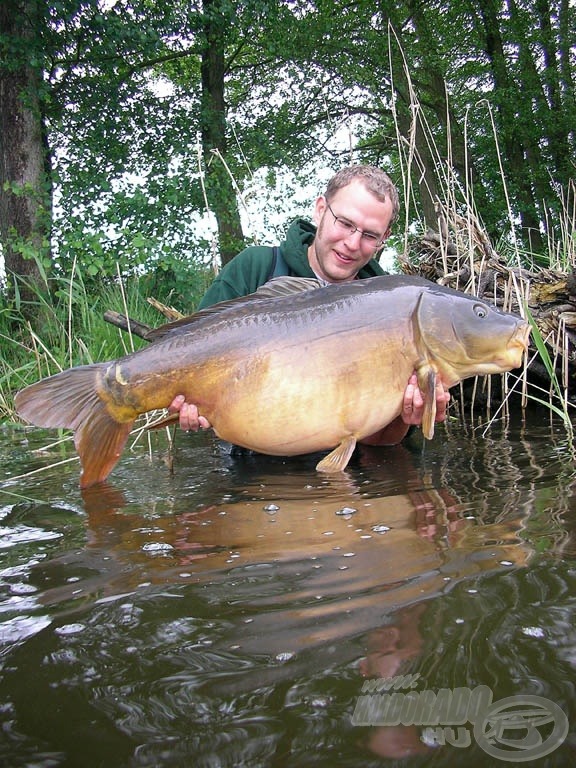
[198, 218, 386, 309]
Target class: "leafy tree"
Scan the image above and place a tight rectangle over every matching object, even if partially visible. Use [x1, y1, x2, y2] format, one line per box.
[1, 0, 575, 331]
[0, 0, 51, 308]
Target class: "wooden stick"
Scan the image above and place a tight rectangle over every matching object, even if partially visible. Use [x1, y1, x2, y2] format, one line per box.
[103, 310, 152, 340]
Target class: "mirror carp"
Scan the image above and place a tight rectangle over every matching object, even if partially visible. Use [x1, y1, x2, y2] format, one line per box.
[15, 276, 531, 488]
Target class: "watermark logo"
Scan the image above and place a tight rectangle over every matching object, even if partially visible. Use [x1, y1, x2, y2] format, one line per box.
[352, 676, 568, 762]
[473, 695, 569, 762]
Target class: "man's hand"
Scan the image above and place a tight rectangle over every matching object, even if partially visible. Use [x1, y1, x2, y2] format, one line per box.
[401, 372, 450, 426]
[168, 395, 211, 432]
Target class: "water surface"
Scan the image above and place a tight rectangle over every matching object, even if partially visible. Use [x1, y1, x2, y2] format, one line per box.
[0, 413, 575, 766]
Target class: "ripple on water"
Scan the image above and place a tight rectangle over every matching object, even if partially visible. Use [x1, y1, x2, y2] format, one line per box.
[0, 524, 63, 549]
[0, 418, 575, 766]
[0, 614, 52, 645]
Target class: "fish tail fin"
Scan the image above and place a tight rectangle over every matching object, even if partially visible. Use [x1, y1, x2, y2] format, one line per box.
[14, 365, 135, 488]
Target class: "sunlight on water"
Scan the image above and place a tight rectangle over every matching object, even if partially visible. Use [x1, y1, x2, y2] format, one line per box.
[0, 414, 575, 766]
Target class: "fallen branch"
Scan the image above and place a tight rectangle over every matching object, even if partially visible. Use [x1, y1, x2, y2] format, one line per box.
[103, 310, 152, 340]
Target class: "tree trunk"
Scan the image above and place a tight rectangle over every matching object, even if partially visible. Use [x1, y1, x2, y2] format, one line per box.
[477, 0, 544, 251]
[200, 0, 244, 267]
[0, 0, 52, 310]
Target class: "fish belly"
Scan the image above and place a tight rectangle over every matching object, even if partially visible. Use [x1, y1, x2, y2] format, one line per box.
[203, 334, 413, 455]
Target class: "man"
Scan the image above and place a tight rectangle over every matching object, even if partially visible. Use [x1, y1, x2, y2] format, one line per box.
[169, 164, 449, 443]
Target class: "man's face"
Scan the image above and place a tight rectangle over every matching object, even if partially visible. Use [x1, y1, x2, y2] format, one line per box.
[308, 179, 394, 283]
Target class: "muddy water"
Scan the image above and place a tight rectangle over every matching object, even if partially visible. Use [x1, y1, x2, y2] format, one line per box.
[0, 413, 575, 767]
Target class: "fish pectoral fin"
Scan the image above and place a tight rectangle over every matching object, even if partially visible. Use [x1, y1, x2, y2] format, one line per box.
[420, 368, 437, 440]
[315, 436, 357, 473]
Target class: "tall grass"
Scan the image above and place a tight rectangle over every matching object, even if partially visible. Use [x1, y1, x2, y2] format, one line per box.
[0, 260, 208, 422]
[389, 47, 575, 431]
[524, 307, 573, 433]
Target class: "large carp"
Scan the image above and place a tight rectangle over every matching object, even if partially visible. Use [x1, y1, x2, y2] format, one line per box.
[14, 276, 530, 488]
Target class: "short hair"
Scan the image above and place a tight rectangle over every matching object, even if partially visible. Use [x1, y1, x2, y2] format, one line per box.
[324, 165, 400, 226]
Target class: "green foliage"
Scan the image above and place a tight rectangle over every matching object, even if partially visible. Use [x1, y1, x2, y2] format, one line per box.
[2, 0, 575, 306]
[137, 249, 216, 311]
[0, 258, 213, 421]
[524, 305, 573, 437]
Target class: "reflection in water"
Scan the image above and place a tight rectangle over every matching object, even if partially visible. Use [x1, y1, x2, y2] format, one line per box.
[34, 442, 532, 662]
[0, 417, 575, 766]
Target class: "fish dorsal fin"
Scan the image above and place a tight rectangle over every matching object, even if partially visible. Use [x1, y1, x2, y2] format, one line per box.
[145, 277, 322, 342]
[256, 276, 323, 297]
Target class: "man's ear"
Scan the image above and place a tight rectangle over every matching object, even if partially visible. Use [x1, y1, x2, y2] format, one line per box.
[312, 195, 327, 225]
[376, 228, 392, 252]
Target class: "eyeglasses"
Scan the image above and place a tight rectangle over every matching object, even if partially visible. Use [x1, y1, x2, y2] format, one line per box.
[325, 201, 387, 247]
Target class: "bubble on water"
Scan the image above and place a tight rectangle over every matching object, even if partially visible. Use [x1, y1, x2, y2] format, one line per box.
[522, 626, 545, 638]
[263, 504, 280, 514]
[276, 651, 295, 663]
[142, 542, 174, 554]
[55, 623, 85, 636]
[9, 583, 38, 595]
[371, 524, 391, 534]
[335, 507, 357, 516]
[309, 697, 331, 709]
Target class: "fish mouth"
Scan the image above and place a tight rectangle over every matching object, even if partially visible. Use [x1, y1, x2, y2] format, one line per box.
[502, 321, 531, 368]
[513, 322, 531, 353]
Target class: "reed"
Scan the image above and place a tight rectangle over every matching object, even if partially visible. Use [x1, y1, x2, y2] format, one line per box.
[390, 55, 575, 431]
[0, 261, 191, 421]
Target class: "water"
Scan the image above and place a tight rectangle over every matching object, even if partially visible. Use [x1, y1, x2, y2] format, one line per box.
[0, 413, 575, 767]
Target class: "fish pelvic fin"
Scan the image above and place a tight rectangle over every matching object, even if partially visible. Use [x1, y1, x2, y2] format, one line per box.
[14, 364, 135, 489]
[316, 436, 357, 473]
[418, 368, 437, 439]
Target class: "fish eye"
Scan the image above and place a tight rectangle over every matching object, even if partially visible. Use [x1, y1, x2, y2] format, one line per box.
[474, 304, 488, 318]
